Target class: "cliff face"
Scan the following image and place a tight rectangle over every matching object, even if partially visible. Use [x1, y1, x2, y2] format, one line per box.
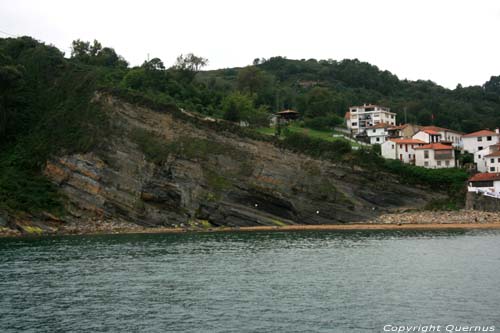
[42, 94, 440, 229]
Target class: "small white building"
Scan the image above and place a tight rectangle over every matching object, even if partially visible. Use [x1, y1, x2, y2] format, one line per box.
[345, 104, 396, 135]
[475, 144, 500, 172]
[381, 138, 426, 164]
[412, 129, 442, 144]
[414, 143, 456, 169]
[462, 129, 499, 154]
[365, 123, 391, 144]
[468, 173, 500, 195]
[420, 126, 463, 148]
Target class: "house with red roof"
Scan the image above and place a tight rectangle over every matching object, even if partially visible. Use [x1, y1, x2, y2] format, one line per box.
[414, 143, 456, 169]
[420, 126, 463, 147]
[462, 129, 499, 154]
[468, 173, 500, 196]
[381, 138, 427, 164]
[412, 129, 442, 144]
[365, 122, 392, 144]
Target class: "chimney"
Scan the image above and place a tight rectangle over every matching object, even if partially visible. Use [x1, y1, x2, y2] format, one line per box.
[496, 128, 500, 134]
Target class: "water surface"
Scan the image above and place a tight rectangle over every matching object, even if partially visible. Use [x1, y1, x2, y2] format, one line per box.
[1, 229, 499, 332]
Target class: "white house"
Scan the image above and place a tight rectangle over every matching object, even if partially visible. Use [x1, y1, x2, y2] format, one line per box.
[381, 138, 426, 164]
[475, 144, 500, 172]
[414, 143, 456, 169]
[468, 173, 500, 195]
[345, 104, 396, 135]
[412, 129, 442, 144]
[366, 123, 391, 144]
[462, 129, 499, 154]
[420, 126, 463, 148]
[483, 151, 500, 173]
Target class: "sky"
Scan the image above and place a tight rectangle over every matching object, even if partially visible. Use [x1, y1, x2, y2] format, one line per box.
[1, 0, 499, 89]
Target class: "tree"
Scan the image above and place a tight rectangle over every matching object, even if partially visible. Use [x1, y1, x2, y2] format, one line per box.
[171, 53, 207, 82]
[221, 92, 268, 126]
[302, 87, 336, 118]
[142, 57, 165, 71]
[70, 39, 127, 68]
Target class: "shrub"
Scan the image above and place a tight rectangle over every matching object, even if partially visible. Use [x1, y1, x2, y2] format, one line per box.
[302, 115, 343, 131]
[280, 132, 351, 160]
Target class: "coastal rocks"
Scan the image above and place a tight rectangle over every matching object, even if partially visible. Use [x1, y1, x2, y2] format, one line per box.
[36, 93, 447, 231]
[140, 181, 182, 207]
[373, 210, 500, 224]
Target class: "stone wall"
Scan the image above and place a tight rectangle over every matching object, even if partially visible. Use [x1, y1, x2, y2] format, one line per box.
[466, 192, 500, 212]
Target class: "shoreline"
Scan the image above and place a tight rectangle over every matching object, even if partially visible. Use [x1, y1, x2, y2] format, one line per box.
[2, 221, 500, 239]
[2, 210, 500, 238]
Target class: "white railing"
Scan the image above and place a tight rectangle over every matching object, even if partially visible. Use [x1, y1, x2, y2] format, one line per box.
[472, 188, 500, 199]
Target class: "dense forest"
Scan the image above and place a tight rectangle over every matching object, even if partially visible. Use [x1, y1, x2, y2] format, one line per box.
[1, 36, 495, 213]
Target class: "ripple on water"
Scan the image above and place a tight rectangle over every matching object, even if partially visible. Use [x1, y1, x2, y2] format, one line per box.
[1, 229, 500, 332]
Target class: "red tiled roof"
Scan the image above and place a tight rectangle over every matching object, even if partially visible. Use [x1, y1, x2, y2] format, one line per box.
[421, 126, 464, 135]
[344, 112, 350, 120]
[463, 130, 498, 138]
[423, 129, 441, 135]
[389, 139, 426, 144]
[415, 143, 453, 150]
[469, 173, 500, 182]
[485, 151, 500, 157]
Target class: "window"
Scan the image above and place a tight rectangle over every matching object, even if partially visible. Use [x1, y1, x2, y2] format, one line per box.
[399, 154, 403, 161]
[490, 167, 496, 172]
[400, 144, 403, 149]
[424, 161, 429, 167]
[376, 137, 380, 142]
[491, 158, 495, 163]
[479, 147, 483, 151]
[391, 115, 395, 119]
[437, 161, 441, 166]
[445, 160, 450, 166]
[498, 158, 500, 163]
[352, 122, 357, 126]
[478, 137, 483, 142]
[373, 129, 376, 133]
[487, 136, 492, 141]
[478, 155, 481, 159]
[424, 150, 429, 159]
[392, 144, 395, 149]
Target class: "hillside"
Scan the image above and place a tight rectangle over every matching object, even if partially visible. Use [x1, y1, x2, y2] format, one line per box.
[0, 36, 474, 233]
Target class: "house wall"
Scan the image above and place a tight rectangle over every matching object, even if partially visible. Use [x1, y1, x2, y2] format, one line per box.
[412, 131, 429, 143]
[401, 125, 420, 138]
[367, 128, 387, 144]
[462, 135, 499, 154]
[348, 106, 396, 134]
[382, 141, 420, 163]
[415, 149, 455, 169]
[485, 156, 500, 173]
[381, 141, 397, 160]
[441, 131, 462, 145]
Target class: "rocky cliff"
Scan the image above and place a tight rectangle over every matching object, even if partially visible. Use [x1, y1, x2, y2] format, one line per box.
[29, 93, 441, 231]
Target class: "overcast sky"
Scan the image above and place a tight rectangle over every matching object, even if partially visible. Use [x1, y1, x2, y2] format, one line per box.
[1, 0, 499, 89]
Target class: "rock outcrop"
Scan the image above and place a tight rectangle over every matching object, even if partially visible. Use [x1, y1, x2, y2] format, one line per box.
[40, 93, 443, 229]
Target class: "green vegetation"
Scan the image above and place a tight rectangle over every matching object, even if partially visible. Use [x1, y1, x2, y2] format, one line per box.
[280, 131, 352, 161]
[0, 35, 491, 216]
